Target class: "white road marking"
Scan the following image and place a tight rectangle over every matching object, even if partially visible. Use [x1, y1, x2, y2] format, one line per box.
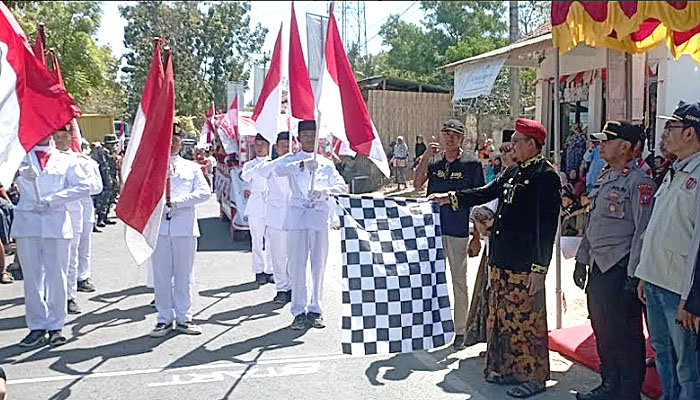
[8, 353, 358, 386]
[148, 362, 320, 387]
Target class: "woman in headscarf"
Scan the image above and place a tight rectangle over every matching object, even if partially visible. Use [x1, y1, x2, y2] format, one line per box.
[391, 136, 409, 190]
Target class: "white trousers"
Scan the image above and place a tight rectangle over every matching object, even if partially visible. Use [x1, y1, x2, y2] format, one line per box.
[77, 220, 93, 281]
[266, 226, 290, 291]
[152, 235, 197, 324]
[287, 228, 329, 317]
[66, 235, 80, 300]
[248, 216, 271, 274]
[17, 237, 70, 331]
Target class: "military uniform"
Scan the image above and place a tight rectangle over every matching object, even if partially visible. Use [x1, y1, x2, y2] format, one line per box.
[575, 121, 654, 400]
[447, 118, 561, 388]
[93, 136, 119, 225]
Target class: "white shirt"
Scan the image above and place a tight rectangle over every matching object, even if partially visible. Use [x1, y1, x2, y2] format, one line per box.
[79, 155, 104, 224]
[274, 151, 347, 230]
[11, 146, 91, 239]
[158, 155, 211, 237]
[241, 156, 270, 217]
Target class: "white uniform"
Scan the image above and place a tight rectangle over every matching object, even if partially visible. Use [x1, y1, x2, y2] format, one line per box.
[11, 146, 90, 331]
[152, 155, 210, 325]
[77, 156, 103, 282]
[63, 152, 103, 300]
[241, 156, 273, 275]
[275, 151, 347, 317]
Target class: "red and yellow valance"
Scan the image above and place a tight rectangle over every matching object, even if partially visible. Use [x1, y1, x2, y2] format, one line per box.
[552, 1, 700, 64]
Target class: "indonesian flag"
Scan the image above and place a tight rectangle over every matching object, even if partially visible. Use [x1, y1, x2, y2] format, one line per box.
[32, 23, 45, 65]
[116, 40, 174, 265]
[198, 101, 215, 147]
[289, 3, 314, 121]
[0, 4, 81, 188]
[218, 97, 240, 154]
[316, 5, 390, 177]
[49, 49, 83, 153]
[252, 24, 282, 144]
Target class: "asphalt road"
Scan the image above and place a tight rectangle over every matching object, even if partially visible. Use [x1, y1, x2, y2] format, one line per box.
[0, 196, 609, 400]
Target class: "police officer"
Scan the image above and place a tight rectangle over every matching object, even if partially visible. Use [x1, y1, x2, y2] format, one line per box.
[12, 128, 90, 347]
[574, 121, 655, 400]
[94, 134, 119, 227]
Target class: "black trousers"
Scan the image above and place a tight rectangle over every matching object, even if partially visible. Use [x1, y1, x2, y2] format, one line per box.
[586, 257, 646, 400]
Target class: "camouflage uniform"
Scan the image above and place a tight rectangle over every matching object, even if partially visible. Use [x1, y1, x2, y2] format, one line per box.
[93, 146, 118, 224]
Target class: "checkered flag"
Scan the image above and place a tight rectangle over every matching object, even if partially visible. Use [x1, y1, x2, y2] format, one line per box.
[336, 194, 454, 355]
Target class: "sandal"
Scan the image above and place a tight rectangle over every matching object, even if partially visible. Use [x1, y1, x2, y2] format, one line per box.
[0, 271, 14, 284]
[485, 372, 519, 386]
[506, 381, 546, 398]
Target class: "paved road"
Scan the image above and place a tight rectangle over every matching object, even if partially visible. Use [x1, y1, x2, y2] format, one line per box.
[0, 196, 608, 400]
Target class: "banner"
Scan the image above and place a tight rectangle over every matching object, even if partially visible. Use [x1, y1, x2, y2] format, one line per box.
[229, 166, 250, 231]
[336, 195, 454, 355]
[452, 55, 507, 101]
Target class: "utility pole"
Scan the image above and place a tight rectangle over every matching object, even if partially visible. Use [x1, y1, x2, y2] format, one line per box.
[509, 1, 520, 118]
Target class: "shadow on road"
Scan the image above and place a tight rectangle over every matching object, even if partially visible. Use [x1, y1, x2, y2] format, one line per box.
[89, 285, 152, 303]
[365, 347, 457, 386]
[197, 217, 251, 252]
[199, 281, 259, 298]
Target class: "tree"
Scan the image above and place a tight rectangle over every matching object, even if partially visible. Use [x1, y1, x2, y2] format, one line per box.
[7, 1, 126, 117]
[120, 1, 266, 121]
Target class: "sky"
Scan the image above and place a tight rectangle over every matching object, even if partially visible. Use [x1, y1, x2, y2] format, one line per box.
[96, 1, 424, 105]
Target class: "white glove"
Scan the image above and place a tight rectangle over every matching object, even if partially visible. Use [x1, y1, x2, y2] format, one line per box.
[33, 199, 50, 212]
[305, 159, 319, 172]
[168, 201, 180, 210]
[309, 190, 328, 203]
[19, 166, 39, 181]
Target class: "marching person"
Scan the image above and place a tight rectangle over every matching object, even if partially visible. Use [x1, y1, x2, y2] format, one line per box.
[94, 135, 119, 228]
[573, 121, 654, 400]
[241, 134, 274, 285]
[275, 120, 347, 330]
[12, 127, 91, 347]
[53, 130, 103, 315]
[76, 139, 103, 294]
[635, 101, 700, 400]
[243, 132, 294, 304]
[413, 119, 485, 350]
[150, 132, 210, 338]
[429, 118, 561, 398]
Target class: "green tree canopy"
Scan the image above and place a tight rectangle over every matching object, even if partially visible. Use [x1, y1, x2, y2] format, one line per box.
[120, 1, 266, 121]
[7, 1, 126, 117]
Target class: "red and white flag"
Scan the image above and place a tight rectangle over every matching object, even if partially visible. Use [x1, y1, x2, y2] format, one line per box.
[219, 97, 240, 154]
[0, 4, 81, 188]
[316, 6, 390, 177]
[198, 101, 215, 148]
[49, 49, 83, 153]
[116, 40, 174, 265]
[252, 25, 282, 144]
[289, 4, 314, 121]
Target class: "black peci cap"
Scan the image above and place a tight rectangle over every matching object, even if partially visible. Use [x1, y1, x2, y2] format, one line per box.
[254, 133, 268, 143]
[277, 131, 290, 142]
[298, 120, 316, 132]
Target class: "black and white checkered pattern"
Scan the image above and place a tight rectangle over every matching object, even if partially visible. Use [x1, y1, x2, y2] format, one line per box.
[336, 194, 454, 355]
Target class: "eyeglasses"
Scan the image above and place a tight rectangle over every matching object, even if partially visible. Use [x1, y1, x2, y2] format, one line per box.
[664, 123, 686, 132]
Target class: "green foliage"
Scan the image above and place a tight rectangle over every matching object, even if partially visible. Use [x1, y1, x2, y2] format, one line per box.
[7, 1, 126, 117]
[120, 1, 266, 122]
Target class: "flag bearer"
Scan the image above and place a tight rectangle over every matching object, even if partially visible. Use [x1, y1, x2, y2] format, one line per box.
[76, 139, 103, 294]
[150, 132, 210, 338]
[13, 127, 90, 347]
[275, 120, 347, 330]
[241, 134, 274, 285]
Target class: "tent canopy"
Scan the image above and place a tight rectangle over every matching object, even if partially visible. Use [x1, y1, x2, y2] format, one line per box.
[552, 1, 700, 64]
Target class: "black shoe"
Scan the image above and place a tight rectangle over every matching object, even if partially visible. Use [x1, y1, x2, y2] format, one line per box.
[19, 330, 47, 347]
[48, 330, 67, 347]
[92, 226, 102, 233]
[452, 334, 466, 350]
[266, 273, 275, 284]
[273, 291, 287, 304]
[576, 382, 616, 400]
[67, 299, 81, 314]
[104, 219, 117, 225]
[255, 273, 267, 285]
[77, 278, 96, 292]
[286, 290, 292, 302]
[290, 314, 309, 330]
[306, 312, 325, 329]
[96, 221, 106, 228]
[150, 298, 156, 308]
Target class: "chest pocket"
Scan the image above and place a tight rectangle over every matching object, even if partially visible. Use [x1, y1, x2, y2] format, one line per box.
[602, 191, 627, 219]
[40, 164, 66, 190]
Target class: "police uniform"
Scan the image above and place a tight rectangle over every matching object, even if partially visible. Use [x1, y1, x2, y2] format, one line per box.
[275, 136, 347, 328]
[575, 121, 654, 400]
[12, 145, 90, 346]
[635, 101, 700, 400]
[241, 151, 273, 282]
[151, 154, 210, 336]
[446, 118, 561, 387]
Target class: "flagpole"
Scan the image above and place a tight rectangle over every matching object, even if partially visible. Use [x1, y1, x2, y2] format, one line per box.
[25, 153, 42, 200]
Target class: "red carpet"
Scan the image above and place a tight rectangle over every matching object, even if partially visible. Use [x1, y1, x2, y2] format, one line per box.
[548, 323, 662, 399]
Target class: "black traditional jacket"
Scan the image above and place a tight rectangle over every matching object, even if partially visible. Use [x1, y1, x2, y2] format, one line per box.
[448, 155, 562, 274]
